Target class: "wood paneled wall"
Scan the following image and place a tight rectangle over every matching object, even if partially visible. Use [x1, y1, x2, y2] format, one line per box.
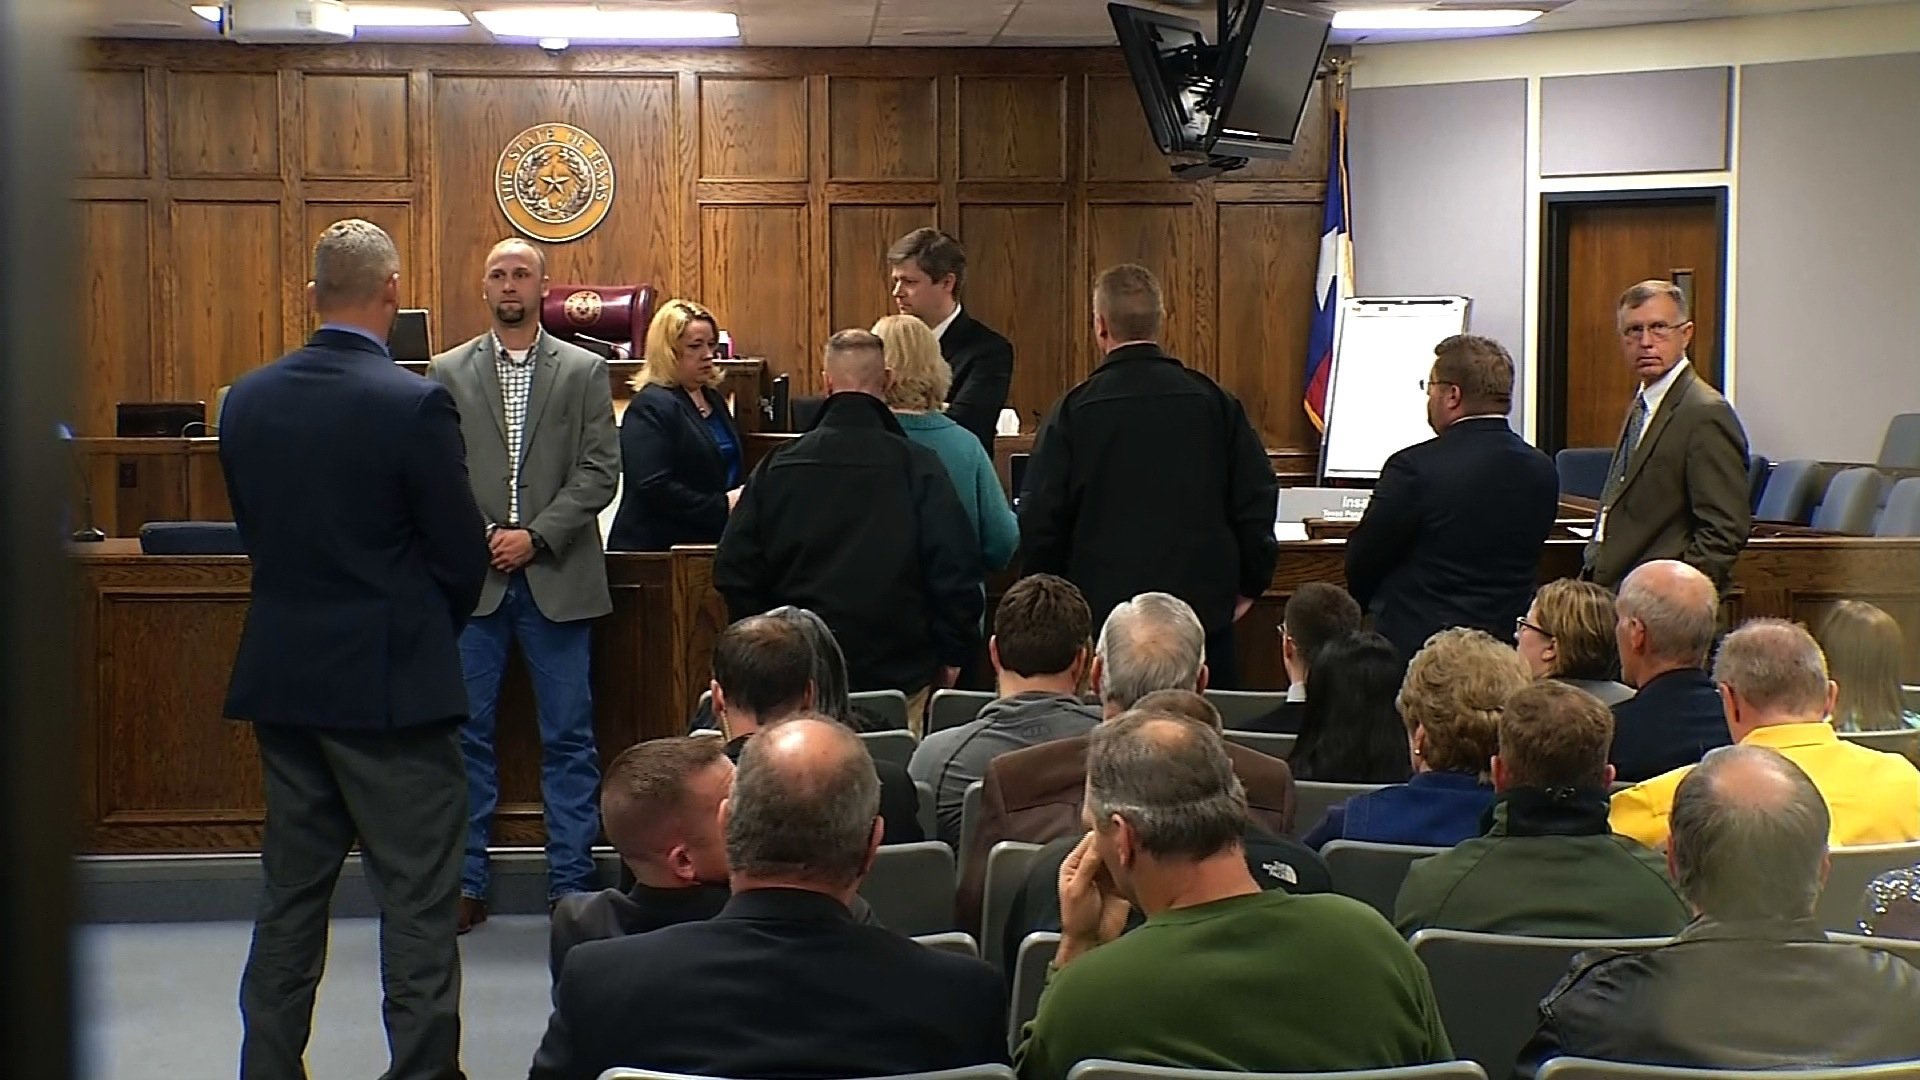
[75, 41, 1330, 448]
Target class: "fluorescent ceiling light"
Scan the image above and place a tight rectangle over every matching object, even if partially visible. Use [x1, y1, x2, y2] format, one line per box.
[474, 7, 740, 41]
[189, 4, 222, 21]
[347, 5, 472, 27]
[1331, 8, 1544, 30]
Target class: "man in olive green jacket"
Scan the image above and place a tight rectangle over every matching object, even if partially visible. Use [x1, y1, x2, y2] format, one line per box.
[1395, 682, 1688, 938]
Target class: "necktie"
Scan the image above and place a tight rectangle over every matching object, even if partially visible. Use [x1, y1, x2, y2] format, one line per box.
[1586, 393, 1648, 569]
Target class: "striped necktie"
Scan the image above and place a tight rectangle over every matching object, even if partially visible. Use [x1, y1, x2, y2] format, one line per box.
[1586, 393, 1648, 568]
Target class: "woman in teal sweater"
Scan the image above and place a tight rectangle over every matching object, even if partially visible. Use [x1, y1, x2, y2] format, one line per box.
[874, 314, 1019, 573]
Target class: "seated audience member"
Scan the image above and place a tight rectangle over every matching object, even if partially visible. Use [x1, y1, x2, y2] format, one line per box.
[1394, 682, 1687, 937]
[1518, 746, 1920, 1079]
[1517, 579, 1635, 706]
[999, 689, 1332, 970]
[1305, 628, 1527, 849]
[1287, 631, 1415, 784]
[1241, 583, 1364, 733]
[714, 328, 984, 727]
[910, 574, 1101, 846]
[1014, 711, 1450, 1080]
[532, 718, 1007, 1080]
[1612, 619, 1920, 848]
[712, 608, 923, 844]
[959, 592, 1295, 925]
[1609, 560, 1730, 782]
[1818, 600, 1920, 731]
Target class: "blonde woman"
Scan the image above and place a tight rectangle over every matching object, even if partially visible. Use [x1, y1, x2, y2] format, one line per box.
[1515, 579, 1635, 706]
[607, 299, 742, 551]
[872, 314, 1018, 571]
[1818, 601, 1920, 731]
[1303, 628, 1529, 849]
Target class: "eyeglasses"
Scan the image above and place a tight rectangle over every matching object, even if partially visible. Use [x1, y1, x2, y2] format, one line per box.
[1515, 617, 1553, 639]
[1417, 378, 1455, 392]
[1620, 321, 1689, 341]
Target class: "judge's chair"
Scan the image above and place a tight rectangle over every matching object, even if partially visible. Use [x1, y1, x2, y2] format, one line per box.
[539, 284, 655, 360]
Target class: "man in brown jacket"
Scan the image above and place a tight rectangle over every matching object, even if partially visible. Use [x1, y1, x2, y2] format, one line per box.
[1584, 279, 1751, 590]
[958, 592, 1293, 926]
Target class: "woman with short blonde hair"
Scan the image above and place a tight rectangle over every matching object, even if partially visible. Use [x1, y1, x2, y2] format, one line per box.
[1818, 601, 1920, 731]
[1517, 579, 1634, 706]
[871, 314, 1016, 574]
[607, 299, 744, 551]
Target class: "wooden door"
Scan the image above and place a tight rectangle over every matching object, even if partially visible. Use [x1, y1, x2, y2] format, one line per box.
[1547, 196, 1724, 451]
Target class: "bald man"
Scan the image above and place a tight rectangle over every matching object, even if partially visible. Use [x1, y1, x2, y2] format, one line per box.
[428, 237, 620, 929]
[532, 717, 1006, 1080]
[1608, 559, 1731, 783]
[716, 330, 983, 728]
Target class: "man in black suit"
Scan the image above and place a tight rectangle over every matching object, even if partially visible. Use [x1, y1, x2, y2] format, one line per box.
[531, 717, 1008, 1080]
[1609, 559, 1730, 783]
[888, 226, 1013, 453]
[1020, 263, 1278, 688]
[1240, 583, 1363, 734]
[219, 219, 489, 1080]
[1346, 334, 1560, 663]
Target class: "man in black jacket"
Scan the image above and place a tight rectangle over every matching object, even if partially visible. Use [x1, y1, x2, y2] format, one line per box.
[531, 718, 1008, 1080]
[1345, 335, 1559, 662]
[1020, 263, 1278, 688]
[888, 226, 1013, 453]
[220, 220, 489, 1080]
[1517, 745, 1920, 1078]
[716, 329, 983, 709]
[1609, 560, 1729, 783]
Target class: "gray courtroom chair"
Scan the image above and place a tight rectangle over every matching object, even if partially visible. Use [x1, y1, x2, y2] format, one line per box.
[957, 779, 987, 885]
[1322, 839, 1448, 918]
[912, 931, 979, 959]
[858, 728, 918, 772]
[599, 1067, 1016, 1080]
[928, 689, 995, 735]
[913, 779, 938, 842]
[1537, 1059, 1920, 1080]
[1204, 689, 1290, 728]
[1755, 458, 1822, 524]
[1555, 448, 1613, 501]
[1879, 413, 1920, 468]
[857, 841, 956, 937]
[851, 689, 912, 731]
[1067, 1062, 1488, 1080]
[1815, 841, 1920, 932]
[1222, 729, 1296, 760]
[1411, 929, 1674, 1077]
[1838, 729, 1920, 755]
[1830, 930, 1920, 966]
[1810, 467, 1889, 535]
[981, 841, 1044, 973]
[1905, 685, 1920, 713]
[1877, 478, 1920, 536]
[1010, 931, 1061, 1050]
[1289, 780, 1386, 840]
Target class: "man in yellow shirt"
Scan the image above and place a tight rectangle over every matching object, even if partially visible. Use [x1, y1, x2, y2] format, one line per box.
[1612, 618, 1920, 847]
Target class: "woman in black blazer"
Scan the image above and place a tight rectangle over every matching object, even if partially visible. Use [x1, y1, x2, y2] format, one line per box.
[606, 299, 743, 551]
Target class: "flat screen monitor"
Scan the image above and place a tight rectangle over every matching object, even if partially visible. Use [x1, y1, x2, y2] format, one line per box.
[1108, 2, 1213, 156]
[390, 308, 432, 362]
[117, 401, 206, 438]
[1009, 452, 1031, 509]
[1211, 3, 1332, 160]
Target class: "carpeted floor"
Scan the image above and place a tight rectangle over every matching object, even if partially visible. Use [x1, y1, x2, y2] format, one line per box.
[78, 916, 556, 1080]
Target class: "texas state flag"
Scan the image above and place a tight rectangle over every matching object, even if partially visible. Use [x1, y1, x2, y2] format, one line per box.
[1304, 96, 1352, 431]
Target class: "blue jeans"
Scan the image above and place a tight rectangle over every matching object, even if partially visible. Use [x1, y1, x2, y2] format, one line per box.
[458, 573, 600, 901]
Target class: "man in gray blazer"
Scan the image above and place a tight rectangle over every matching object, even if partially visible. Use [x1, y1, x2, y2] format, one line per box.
[1585, 279, 1751, 591]
[428, 238, 620, 929]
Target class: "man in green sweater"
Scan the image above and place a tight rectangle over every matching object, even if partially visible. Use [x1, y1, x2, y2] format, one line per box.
[1394, 681, 1688, 938]
[1015, 710, 1452, 1080]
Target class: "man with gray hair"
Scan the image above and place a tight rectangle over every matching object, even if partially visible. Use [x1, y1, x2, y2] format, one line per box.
[532, 717, 1005, 1080]
[1583, 278, 1751, 590]
[1613, 618, 1920, 847]
[717, 329, 983, 729]
[1522, 745, 1920, 1077]
[959, 592, 1294, 927]
[1016, 711, 1449, 1080]
[220, 219, 488, 1079]
[1608, 559, 1730, 781]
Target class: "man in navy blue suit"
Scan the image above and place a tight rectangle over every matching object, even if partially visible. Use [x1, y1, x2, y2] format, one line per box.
[219, 219, 488, 1080]
[1345, 334, 1560, 663]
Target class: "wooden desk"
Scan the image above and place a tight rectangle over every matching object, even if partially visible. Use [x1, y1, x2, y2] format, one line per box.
[70, 438, 228, 538]
[72, 535, 1920, 853]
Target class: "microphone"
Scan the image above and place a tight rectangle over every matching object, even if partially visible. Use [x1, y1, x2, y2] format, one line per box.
[181, 420, 217, 437]
[58, 423, 105, 543]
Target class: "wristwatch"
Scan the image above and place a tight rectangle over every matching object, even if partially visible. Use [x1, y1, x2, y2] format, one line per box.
[529, 529, 549, 555]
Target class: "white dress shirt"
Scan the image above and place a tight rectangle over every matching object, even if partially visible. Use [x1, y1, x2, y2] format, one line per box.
[931, 303, 963, 341]
[1631, 358, 1690, 452]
